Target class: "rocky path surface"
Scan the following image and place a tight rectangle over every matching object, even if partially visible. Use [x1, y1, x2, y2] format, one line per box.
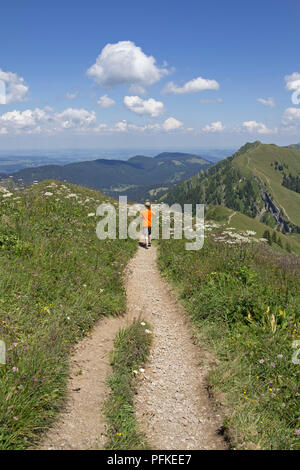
[132, 246, 226, 450]
[37, 245, 226, 450]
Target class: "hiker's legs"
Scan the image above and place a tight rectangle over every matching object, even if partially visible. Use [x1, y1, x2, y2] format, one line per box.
[143, 227, 149, 248]
[148, 227, 152, 246]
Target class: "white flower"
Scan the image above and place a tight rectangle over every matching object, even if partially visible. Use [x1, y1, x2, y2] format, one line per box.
[139, 368, 145, 373]
[145, 329, 152, 334]
[3, 193, 13, 198]
[140, 322, 146, 326]
[87, 212, 95, 217]
[245, 230, 256, 236]
[44, 192, 53, 196]
[133, 370, 138, 375]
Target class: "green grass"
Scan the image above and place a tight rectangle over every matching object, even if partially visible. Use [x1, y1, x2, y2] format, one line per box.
[234, 143, 300, 226]
[157, 236, 300, 450]
[0, 180, 136, 449]
[103, 320, 152, 450]
[205, 205, 300, 255]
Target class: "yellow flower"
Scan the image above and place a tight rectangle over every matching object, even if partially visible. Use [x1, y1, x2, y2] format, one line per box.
[116, 432, 122, 437]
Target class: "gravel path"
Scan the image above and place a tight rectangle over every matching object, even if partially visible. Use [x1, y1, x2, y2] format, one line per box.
[132, 246, 226, 450]
[36, 245, 226, 450]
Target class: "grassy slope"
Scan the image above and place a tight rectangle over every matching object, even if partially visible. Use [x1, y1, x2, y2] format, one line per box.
[162, 142, 300, 232]
[104, 320, 152, 450]
[158, 235, 300, 450]
[205, 205, 300, 255]
[0, 180, 136, 449]
[233, 143, 300, 226]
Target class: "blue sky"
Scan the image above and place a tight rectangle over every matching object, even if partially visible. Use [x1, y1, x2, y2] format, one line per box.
[0, 0, 299, 150]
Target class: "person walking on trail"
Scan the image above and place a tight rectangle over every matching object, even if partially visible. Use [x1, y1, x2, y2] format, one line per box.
[140, 201, 155, 249]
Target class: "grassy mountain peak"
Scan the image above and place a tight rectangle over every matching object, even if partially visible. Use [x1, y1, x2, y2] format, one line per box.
[163, 142, 300, 233]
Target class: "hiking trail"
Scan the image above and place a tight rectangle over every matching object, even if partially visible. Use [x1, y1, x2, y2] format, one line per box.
[37, 246, 226, 450]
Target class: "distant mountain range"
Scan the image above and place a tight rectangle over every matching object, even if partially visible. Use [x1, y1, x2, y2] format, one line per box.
[162, 141, 300, 233]
[3, 152, 212, 201]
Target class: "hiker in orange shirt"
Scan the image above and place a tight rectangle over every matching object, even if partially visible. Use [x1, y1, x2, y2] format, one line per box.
[140, 201, 155, 249]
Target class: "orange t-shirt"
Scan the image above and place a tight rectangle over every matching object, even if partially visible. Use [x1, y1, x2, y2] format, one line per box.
[140, 209, 155, 227]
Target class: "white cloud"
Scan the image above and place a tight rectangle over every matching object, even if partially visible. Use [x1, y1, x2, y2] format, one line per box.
[54, 108, 96, 129]
[87, 41, 169, 89]
[285, 72, 300, 105]
[162, 117, 184, 131]
[282, 107, 300, 124]
[163, 76, 219, 94]
[66, 92, 78, 100]
[0, 68, 29, 104]
[124, 95, 164, 117]
[242, 120, 277, 134]
[202, 121, 225, 133]
[0, 107, 96, 134]
[97, 94, 116, 108]
[257, 97, 275, 108]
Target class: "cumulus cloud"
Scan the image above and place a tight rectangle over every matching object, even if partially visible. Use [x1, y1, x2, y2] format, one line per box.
[86, 41, 169, 90]
[285, 72, 300, 105]
[162, 117, 184, 131]
[163, 76, 219, 94]
[124, 95, 164, 117]
[97, 94, 116, 108]
[0, 106, 186, 136]
[0, 68, 29, 104]
[257, 97, 275, 107]
[282, 107, 300, 124]
[0, 107, 96, 134]
[55, 108, 96, 129]
[202, 121, 225, 133]
[242, 120, 277, 134]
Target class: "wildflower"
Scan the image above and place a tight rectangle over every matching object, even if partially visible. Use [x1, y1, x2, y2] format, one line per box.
[259, 359, 264, 364]
[13, 416, 18, 421]
[133, 370, 138, 375]
[12, 367, 18, 373]
[294, 429, 300, 436]
[270, 362, 276, 368]
[277, 354, 283, 359]
[140, 322, 146, 326]
[116, 432, 122, 436]
[145, 329, 152, 334]
[139, 368, 145, 373]
[87, 213, 95, 217]
[44, 192, 53, 196]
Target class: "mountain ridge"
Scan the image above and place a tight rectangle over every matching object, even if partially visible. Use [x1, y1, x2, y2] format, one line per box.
[162, 142, 300, 233]
[1, 152, 212, 202]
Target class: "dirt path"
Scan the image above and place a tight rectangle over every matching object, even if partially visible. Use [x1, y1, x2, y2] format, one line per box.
[133, 246, 226, 450]
[228, 211, 236, 225]
[37, 245, 226, 450]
